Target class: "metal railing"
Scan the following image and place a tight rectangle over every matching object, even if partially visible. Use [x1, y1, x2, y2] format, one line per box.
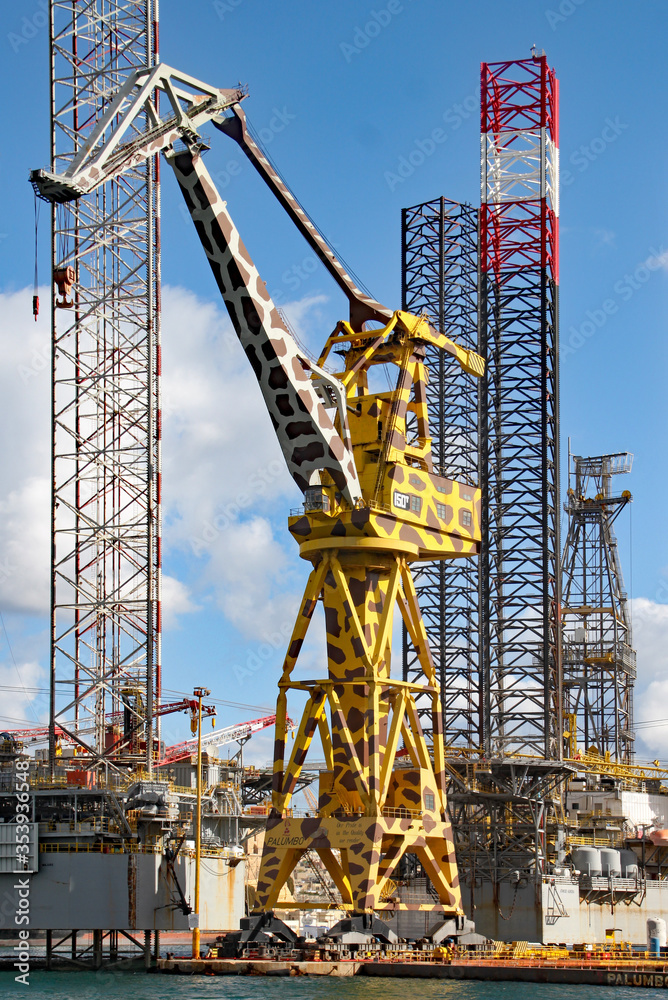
[569, 833, 624, 847]
[40, 841, 163, 855]
[286, 806, 423, 821]
[39, 818, 119, 835]
[38, 841, 243, 858]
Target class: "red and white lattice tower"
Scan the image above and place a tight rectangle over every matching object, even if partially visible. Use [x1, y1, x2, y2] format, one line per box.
[479, 54, 562, 759]
[46, 1, 161, 772]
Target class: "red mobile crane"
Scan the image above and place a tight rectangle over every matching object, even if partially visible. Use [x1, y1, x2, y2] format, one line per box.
[159, 714, 283, 765]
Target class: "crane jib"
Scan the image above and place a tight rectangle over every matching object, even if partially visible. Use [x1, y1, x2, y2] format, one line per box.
[167, 148, 362, 506]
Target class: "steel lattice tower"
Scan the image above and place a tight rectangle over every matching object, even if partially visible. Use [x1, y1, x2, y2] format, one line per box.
[479, 55, 561, 759]
[401, 198, 482, 748]
[47, 0, 161, 772]
[561, 453, 635, 761]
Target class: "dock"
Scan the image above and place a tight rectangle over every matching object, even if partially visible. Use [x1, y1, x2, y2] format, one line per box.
[156, 955, 668, 987]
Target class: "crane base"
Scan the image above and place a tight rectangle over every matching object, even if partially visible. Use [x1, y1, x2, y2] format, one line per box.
[322, 913, 398, 944]
[255, 812, 461, 915]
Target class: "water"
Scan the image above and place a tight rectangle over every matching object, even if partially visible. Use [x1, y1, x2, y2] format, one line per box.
[0, 973, 657, 1000]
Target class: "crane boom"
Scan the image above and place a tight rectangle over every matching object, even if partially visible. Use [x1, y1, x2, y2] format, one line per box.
[30, 64, 245, 202]
[30, 64, 481, 347]
[30, 63, 385, 326]
[159, 713, 290, 765]
[7, 698, 216, 745]
[168, 149, 362, 503]
[214, 107, 390, 327]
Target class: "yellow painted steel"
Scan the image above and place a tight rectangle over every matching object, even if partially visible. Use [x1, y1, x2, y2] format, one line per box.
[566, 750, 668, 783]
[254, 311, 483, 916]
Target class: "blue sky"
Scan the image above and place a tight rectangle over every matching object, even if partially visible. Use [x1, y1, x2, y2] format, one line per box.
[1, 0, 667, 759]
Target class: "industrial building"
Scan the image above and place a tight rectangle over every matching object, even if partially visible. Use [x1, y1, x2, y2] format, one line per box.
[1, 0, 665, 968]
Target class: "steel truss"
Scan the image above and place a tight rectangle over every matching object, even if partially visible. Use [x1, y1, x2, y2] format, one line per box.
[401, 198, 481, 748]
[561, 452, 635, 761]
[47, 0, 161, 772]
[479, 55, 562, 759]
[45, 928, 158, 970]
[446, 758, 569, 889]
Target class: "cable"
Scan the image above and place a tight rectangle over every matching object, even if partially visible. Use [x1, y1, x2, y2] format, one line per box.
[0, 685, 49, 694]
[244, 113, 375, 301]
[0, 684, 273, 713]
[200, 859, 236, 877]
[629, 499, 633, 632]
[0, 715, 45, 727]
[33, 192, 40, 320]
[160, 686, 273, 715]
[0, 610, 41, 723]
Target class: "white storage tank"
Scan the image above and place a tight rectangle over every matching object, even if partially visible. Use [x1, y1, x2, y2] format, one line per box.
[620, 848, 639, 878]
[572, 846, 601, 876]
[600, 848, 622, 877]
[647, 917, 667, 953]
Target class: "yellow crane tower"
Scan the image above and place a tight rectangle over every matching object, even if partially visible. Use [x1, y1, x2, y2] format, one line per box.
[255, 310, 483, 919]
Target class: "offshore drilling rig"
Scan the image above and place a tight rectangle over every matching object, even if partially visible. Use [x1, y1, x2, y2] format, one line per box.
[3, 0, 665, 967]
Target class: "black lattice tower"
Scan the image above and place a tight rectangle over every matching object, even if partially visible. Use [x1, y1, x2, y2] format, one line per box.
[561, 452, 635, 761]
[479, 55, 562, 759]
[401, 198, 481, 748]
[47, 0, 161, 771]
[447, 757, 566, 883]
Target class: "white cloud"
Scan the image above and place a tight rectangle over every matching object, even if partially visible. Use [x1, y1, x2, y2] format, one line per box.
[160, 285, 333, 642]
[161, 574, 198, 631]
[160, 284, 297, 554]
[630, 597, 668, 758]
[648, 249, 668, 271]
[0, 288, 50, 488]
[0, 659, 46, 729]
[279, 293, 329, 345]
[0, 477, 50, 615]
[242, 726, 276, 769]
[204, 515, 299, 642]
[0, 285, 331, 641]
[0, 289, 51, 614]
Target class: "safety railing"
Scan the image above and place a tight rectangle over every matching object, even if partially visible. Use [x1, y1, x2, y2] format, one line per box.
[38, 841, 242, 858]
[569, 833, 624, 846]
[284, 806, 423, 821]
[40, 841, 163, 855]
[39, 818, 119, 835]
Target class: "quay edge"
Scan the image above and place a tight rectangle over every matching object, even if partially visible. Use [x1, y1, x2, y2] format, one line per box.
[156, 957, 668, 987]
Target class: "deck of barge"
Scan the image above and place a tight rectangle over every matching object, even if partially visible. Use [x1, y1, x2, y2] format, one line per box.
[157, 955, 668, 987]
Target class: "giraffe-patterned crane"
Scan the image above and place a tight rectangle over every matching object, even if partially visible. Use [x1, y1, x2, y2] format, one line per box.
[32, 65, 484, 926]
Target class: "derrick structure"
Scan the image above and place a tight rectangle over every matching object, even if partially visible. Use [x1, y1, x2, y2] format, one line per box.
[561, 452, 635, 761]
[436, 56, 568, 912]
[46, 0, 161, 772]
[479, 55, 561, 759]
[401, 198, 482, 749]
